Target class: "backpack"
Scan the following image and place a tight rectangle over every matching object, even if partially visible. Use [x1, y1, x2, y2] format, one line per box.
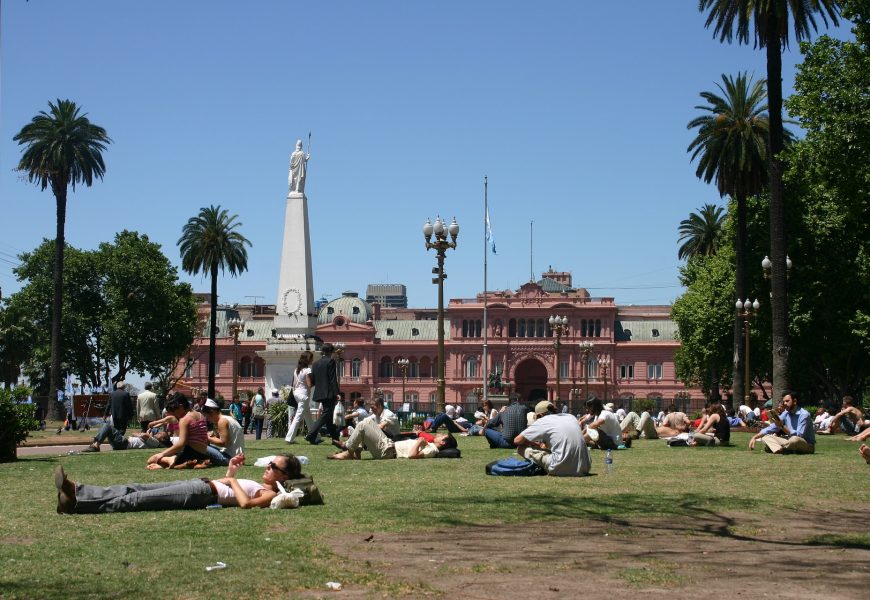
[485, 456, 546, 476]
[283, 475, 324, 505]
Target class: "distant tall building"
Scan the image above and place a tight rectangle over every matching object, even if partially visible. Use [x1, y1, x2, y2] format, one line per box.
[366, 283, 408, 308]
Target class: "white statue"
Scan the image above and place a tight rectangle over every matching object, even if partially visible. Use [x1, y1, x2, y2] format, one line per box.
[288, 138, 310, 193]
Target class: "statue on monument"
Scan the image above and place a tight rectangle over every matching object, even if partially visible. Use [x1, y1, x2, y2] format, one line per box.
[288, 138, 310, 194]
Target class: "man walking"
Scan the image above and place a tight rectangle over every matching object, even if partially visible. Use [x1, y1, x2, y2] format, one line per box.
[305, 343, 341, 444]
[136, 382, 160, 432]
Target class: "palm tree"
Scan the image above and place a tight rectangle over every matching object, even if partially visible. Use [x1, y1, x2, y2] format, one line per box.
[688, 72, 778, 405]
[699, 0, 841, 399]
[677, 204, 726, 260]
[14, 99, 111, 397]
[178, 206, 251, 399]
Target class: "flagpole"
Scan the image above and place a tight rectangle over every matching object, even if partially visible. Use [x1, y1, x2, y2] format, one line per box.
[482, 176, 489, 407]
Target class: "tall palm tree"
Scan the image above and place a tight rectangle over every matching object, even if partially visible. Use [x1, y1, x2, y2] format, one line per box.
[14, 99, 111, 397]
[699, 0, 840, 399]
[178, 205, 251, 399]
[677, 204, 726, 260]
[688, 72, 777, 404]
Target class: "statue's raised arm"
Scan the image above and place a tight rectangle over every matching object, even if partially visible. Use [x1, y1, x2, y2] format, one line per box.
[288, 138, 310, 193]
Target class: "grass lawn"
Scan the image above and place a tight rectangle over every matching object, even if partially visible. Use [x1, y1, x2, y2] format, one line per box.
[1, 432, 868, 599]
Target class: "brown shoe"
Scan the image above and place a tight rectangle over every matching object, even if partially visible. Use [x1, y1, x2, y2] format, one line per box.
[331, 439, 348, 451]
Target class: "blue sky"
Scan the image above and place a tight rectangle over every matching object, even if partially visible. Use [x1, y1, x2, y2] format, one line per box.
[0, 1, 853, 309]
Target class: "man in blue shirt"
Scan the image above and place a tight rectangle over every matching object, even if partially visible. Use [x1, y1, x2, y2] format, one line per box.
[748, 391, 815, 454]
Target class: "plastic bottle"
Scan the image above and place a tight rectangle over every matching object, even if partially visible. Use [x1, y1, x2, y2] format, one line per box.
[604, 449, 614, 476]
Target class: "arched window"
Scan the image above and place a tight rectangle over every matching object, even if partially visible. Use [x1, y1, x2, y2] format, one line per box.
[518, 319, 526, 337]
[351, 358, 362, 378]
[379, 357, 394, 378]
[239, 356, 252, 378]
[595, 319, 602, 337]
[536, 318, 546, 338]
[462, 320, 469, 337]
[409, 359, 419, 378]
[464, 356, 478, 378]
[581, 319, 588, 337]
[337, 358, 345, 379]
[509, 319, 517, 337]
[587, 357, 598, 379]
[420, 357, 431, 378]
[252, 357, 265, 378]
[383, 391, 393, 407]
[475, 320, 482, 337]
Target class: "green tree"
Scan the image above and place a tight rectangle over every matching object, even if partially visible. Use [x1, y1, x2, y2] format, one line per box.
[13, 99, 111, 398]
[687, 72, 784, 404]
[699, 0, 841, 400]
[677, 203, 726, 260]
[178, 206, 251, 399]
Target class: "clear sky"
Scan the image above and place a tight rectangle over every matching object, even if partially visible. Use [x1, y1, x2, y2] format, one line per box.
[0, 1, 853, 310]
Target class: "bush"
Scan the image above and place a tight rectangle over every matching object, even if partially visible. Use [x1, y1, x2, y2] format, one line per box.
[268, 401, 289, 438]
[0, 387, 39, 462]
[633, 398, 657, 414]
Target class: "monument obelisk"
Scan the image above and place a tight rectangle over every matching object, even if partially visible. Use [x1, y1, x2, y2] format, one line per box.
[259, 138, 317, 390]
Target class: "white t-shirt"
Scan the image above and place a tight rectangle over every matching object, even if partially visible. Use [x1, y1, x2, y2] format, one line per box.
[394, 438, 439, 459]
[292, 367, 312, 401]
[219, 416, 245, 456]
[519, 413, 590, 476]
[375, 408, 401, 438]
[615, 408, 627, 421]
[596, 410, 622, 445]
[212, 479, 266, 503]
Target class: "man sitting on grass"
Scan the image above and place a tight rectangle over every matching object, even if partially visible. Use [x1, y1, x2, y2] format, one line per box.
[823, 396, 865, 436]
[748, 391, 815, 454]
[328, 416, 457, 460]
[483, 398, 531, 449]
[514, 401, 590, 476]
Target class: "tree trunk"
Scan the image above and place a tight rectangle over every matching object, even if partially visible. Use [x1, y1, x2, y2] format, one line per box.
[50, 184, 67, 400]
[709, 361, 720, 402]
[208, 265, 218, 399]
[731, 192, 747, 409]
[766, 35, 790, 401]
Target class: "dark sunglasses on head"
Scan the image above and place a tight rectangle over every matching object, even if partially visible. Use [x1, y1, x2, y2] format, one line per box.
[268, 461, 290, 477]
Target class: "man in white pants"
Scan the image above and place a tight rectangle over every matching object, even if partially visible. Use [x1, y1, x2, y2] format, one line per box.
[620, 410, 658, 439]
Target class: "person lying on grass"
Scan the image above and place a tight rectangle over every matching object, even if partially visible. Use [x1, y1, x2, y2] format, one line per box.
[328, 417, 457, 460]
[146, 395, 212, 469]
[54, 452, 301, 513]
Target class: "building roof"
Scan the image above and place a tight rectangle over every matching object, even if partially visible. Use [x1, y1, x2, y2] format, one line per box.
[614, 319, 678, 342]
[537, 277, 573, 293]
[202, 309, 275, 341]
[318, 292, 372, 325]
[374, 320, 448, 341]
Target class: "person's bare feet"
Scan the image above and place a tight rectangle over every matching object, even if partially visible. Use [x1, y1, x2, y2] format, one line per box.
[146, 463, 164, 470]
[331, 439, 348, 451]
[860, 444, 870, 465]
[327, 450, 358, 460]
[54, 466, 77, 513]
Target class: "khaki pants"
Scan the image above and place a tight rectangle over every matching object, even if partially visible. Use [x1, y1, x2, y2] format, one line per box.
[345, 417, 396, 459]
[521, 447, 552, 471]
[620, 411, 658, 439]
[761, 434, 815, 454]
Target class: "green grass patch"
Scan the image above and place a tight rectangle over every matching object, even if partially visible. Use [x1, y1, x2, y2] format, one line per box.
[806, 533, 870, 549]
[1, 432, 868, 599]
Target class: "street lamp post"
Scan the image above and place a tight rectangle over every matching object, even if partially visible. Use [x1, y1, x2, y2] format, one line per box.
[549, 315, 568, 402]
[578, 341, 594, 401]
[397, 357, 409, 410]
[735, 298, 760, 404]
[423, 216, 459, 412]
[598, 356, 610, 401]
[227, 317, 245, 401]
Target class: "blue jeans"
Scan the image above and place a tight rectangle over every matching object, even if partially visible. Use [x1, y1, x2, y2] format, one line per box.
[94, 422, 127, 450]
[253, 417, 264, 440]
[484, 428, 515, 449]
[206, 444, 230, 466]
[429, 413, 463, 433]
[72, 479, 215, 513]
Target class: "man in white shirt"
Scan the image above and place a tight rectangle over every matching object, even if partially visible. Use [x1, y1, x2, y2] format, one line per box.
[580, 398, 622, 450]
[365, 397, 401, 439]
[514, 401, 590, 476]
[136, 382, 161, 432]
[327, 418, 456, 460]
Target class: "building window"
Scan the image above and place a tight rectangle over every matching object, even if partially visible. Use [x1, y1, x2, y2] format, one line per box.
[412, 328, 419, 336]
[587, 357, 598, 379]
[464, 356, 478, 378]
[429, 392, 437, 407]
[559, 360, 569, 379]
[462, 320, 469, 337]
[619, 364, 634, 380]
[409, 359, 419, 378]
[509, 319, 517, 337]
[647, 363, 663, 380]
[239, 357, 251, 378]
[386, 328, 394, 336]
[383, 391, 393, 406]
[214, 361, 221, 377]
[595, 319, 602, 337]
[351, 358, 361, 378]
[405, 392, 418, 404]
[379, 357, 394, 378]
[252, 358, 264, 378]
[537, 318, 546, 338]
[185, 358, 193, 378]
[327, 307, 334, 314]
[352, 306, 360, 314]
[337, 359, 345, 379]
[651, 328, 660, 337]
[420, 357, 431, 378]
[475, 320, 482, 337]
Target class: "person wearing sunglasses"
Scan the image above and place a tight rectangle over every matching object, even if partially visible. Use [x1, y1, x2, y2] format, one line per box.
[53, 453, 302, 513]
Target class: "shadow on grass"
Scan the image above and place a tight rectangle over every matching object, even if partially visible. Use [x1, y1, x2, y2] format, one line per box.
[806, 533, 870, 550]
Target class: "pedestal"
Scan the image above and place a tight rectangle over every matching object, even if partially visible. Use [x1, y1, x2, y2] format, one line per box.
[258, 337, 312, 390]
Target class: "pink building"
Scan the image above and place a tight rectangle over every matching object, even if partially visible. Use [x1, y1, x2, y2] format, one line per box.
[176, 270, 703, 413]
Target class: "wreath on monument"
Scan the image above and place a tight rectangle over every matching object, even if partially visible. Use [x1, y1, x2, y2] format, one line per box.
[282, 287, 303, 316]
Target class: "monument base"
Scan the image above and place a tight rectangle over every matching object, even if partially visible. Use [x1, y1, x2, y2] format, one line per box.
[257, 336, 317, 391]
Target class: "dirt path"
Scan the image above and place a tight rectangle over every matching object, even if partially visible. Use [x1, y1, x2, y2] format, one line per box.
[317, 508, 868, 599]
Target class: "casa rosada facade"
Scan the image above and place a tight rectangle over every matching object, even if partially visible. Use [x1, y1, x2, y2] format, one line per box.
[174, 272, 703, 413]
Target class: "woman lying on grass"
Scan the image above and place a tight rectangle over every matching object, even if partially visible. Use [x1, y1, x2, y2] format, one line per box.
[54, 453, 301, 513]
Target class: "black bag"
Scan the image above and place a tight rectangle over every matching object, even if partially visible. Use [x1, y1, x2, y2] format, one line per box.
[284, 475, 324, 505]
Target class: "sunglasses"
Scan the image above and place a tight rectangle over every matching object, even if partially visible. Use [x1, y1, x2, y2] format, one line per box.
[268, 461, 290, 477]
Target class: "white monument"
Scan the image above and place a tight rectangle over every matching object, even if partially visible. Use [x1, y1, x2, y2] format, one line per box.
[258, 139, 317, 391]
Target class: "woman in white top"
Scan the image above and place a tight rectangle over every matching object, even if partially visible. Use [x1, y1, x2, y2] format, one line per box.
[202, 399, 245, 466]
[285, 351, 315, 443]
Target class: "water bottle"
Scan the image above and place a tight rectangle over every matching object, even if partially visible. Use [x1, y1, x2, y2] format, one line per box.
[604, 449, 614, 476]
[297, 456, 310, 465]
